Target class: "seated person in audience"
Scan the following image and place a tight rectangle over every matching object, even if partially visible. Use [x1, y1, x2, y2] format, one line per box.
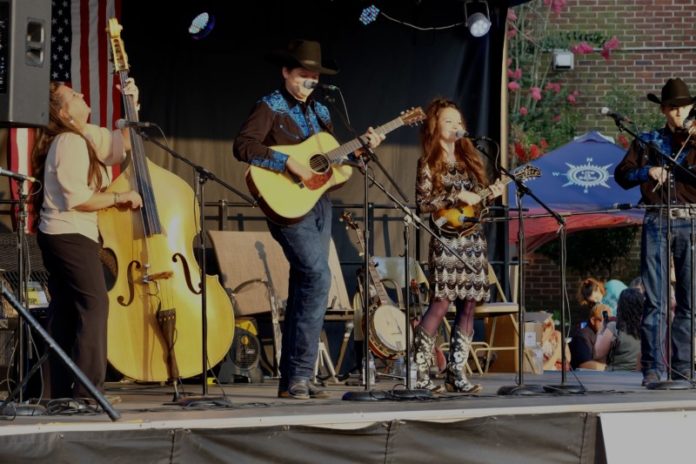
[594, 288, 643, 371]
[601, 279, 628, 313]
[568, 303, 613, 370]
[577, 278, 605, 309]
[541, 315, 570, 371]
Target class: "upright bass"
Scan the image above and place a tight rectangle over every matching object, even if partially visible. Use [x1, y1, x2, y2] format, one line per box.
[98, 19, 234, 382]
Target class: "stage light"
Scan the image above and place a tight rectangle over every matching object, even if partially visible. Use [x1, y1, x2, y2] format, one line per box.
[359, 5, 380, 26]
[464, 1, 491, 38]
[189, 12, 215, 40]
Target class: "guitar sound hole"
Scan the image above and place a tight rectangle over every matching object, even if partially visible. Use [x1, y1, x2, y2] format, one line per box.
[309, 154, 330, 173]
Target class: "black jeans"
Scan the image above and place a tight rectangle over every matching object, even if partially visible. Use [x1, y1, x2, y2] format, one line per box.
[37, 231, 109, 398]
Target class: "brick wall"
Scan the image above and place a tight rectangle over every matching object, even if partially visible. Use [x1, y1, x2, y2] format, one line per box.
[517, 0, 692, 321]
[543, 0, 696, 135]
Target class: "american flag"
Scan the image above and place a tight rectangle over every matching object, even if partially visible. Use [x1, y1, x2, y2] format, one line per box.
[9, 0, 123, 230]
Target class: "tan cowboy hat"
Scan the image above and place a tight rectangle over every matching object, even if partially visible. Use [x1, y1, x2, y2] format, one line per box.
[647, 78, 696, 106]
[267, 39, 339, 75]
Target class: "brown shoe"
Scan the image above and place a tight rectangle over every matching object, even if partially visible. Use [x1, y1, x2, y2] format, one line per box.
[278, 380, 329, 399]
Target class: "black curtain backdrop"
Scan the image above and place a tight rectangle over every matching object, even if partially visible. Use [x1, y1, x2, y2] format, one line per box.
[119, 0, 525, 298]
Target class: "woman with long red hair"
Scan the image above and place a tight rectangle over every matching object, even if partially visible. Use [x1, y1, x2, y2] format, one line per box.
[414, 98, 503, 392]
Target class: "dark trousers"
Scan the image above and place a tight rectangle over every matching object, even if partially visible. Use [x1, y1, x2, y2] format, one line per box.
[268, 196, 332, 387]
[37, 231, 109, 398]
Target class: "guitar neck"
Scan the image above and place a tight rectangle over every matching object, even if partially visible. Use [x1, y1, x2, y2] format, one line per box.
[327, 117, 404, 162]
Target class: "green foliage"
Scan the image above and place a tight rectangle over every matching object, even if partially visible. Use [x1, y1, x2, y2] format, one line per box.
[604, 86, 665, 133]
[537, 227, 638, 277]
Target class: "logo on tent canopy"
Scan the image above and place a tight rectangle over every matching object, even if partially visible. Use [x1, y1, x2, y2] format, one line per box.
[552, 157, 613, 193]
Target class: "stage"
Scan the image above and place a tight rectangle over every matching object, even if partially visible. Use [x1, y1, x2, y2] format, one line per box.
[0, 370, 695, 463]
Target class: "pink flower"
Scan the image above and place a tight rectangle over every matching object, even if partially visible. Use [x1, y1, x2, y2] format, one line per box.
[529, 144, 540, 159]
[603, 36, 620, 51]
[545, 82, 562, 93]
[507, 9, 517, 22]
[508, 81, 521, 91]
[512, 68, 522, 80]
[601, 36, 620, 61]
[544, 0, 567, 14]
[507, 58, 512, 67]
[514, 142, 526, 160]
[507, 28, 517, 39]
[540, 139, 549, 150]
[530, 87, 542, 101]
[553, 114, 561, 122]
[567, 94, 577, 105]
[519, 106, 528, 116]
[571, 42, 594, 55]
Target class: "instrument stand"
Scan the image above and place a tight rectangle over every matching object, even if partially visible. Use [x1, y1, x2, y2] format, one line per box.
[314, 336, 338, 384]
[137, 129, 256, 405]
[0, 284, 121, 420]
[611, 120, 696, 391]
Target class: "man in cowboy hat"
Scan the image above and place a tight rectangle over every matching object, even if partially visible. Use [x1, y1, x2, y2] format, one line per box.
[615, 77, 696, 387]
[234, 39, 384, 399]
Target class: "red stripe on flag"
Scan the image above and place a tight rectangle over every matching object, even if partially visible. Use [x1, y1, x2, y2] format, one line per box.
[79, 0, 91, 107]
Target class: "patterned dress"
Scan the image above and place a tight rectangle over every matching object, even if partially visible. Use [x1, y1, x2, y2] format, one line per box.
[416, 158, 490, 303]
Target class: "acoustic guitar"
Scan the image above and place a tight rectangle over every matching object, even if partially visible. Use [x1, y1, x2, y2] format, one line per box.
[430, 164, 541, 237]
[246, 107, 426, 224]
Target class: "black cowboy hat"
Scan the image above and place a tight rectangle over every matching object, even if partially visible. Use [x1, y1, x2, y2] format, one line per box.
[647, 78, 696, 106]
[267, 39, 339, 75]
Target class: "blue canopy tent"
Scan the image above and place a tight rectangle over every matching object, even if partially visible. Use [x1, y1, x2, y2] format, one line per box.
[507, 131, 642, 251]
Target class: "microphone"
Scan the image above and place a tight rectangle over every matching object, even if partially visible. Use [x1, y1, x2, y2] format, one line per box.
[0, 167, 37, 183]
[455, 129, 493, 142]
[600, 107, 632, 124]
[302, 80, 338, 91]
[115, 119, 156, 129]
[612, 202, 634, 210]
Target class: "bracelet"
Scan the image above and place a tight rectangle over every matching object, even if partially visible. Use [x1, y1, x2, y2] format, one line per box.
[113, 192, 120, 205]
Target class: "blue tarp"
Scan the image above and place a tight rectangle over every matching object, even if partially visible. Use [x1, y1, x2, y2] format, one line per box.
[507, 131, 642, 251]
[508, 131, 641, 211]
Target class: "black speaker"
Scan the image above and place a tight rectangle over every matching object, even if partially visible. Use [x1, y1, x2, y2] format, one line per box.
[0, 0, 51, 127]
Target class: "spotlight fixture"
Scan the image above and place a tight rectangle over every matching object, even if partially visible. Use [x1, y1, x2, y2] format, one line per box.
[359, 5, 380, 26]
[464, 1, 491, 38]
[189, 12, 215, 40]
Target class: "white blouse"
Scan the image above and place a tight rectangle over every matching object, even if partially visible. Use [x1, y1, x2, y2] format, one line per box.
[39, 125, 126, 242]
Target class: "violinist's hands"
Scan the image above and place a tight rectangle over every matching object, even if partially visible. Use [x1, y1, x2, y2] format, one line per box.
[649, 166, 668, 185]
[457, 190, 482, 206]
[116, 190, 143, 209]
[286, 157, 313, 182]
[489, 179, 505, 199]
[117, 78, 139, 109]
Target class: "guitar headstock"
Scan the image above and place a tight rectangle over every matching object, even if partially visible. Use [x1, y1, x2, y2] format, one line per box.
[106, 18, 129, 73]
[340, 211, 359, 230]
[400, 107, 426, 127]
[511, 164, 542, 182]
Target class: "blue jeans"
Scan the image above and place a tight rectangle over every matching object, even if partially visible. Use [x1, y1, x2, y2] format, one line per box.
[640, 212, 694, 375]
[268, 196, 332, 386]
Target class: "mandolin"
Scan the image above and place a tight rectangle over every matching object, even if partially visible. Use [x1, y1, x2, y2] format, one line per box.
[430, 164, 541, 237]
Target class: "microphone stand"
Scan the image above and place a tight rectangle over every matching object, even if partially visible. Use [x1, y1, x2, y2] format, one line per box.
[611, 117, 696, 390]
[136, 128, 256, 404]
[473, 139, 570, 395]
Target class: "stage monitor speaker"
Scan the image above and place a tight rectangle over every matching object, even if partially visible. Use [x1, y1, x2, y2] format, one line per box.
[0, 0, 51, 127]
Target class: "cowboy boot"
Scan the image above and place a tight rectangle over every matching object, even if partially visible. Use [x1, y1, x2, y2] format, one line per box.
[413, 326, 441, 391]
[445, 326, 482, 394]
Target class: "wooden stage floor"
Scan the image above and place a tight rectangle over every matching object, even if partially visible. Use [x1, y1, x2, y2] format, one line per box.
[2, 369, 696, 432]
